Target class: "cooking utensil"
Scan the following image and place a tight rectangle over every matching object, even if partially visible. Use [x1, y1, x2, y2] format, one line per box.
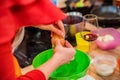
[32, 49, 90, 80]
[91, 5, 120, 27]
[62, 12, 83, 39]
[95, 28, 120, 50]
[93, 54, 117, 76]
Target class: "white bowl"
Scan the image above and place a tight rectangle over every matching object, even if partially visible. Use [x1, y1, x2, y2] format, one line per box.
[93, 54, 117, 76]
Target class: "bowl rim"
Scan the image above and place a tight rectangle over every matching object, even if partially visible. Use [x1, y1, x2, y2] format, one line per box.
[32, 49, 91, 79]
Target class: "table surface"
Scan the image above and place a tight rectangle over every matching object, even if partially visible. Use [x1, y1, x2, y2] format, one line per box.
[21, 28, 120, 80]
[21, 42, 120, 80]
[86, 42, 120, 80]
[83, 28, 120, 80]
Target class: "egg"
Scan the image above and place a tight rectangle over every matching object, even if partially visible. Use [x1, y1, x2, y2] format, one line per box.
[104, 34, 114, 41]
[51, 33, 65, 48]
[97, 34, 114, 42]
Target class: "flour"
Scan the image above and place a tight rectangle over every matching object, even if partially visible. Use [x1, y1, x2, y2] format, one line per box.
[97, 34, 114, 42]
[96, 64, 114, 76]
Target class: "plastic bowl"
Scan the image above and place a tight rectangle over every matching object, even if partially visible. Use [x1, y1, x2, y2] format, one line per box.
[95, 28, 120, 50]
[32, 49, 90, 80]
[93, 54, 117, 76]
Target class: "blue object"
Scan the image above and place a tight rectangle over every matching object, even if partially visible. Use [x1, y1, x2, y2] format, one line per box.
[51, 0, 57, 5]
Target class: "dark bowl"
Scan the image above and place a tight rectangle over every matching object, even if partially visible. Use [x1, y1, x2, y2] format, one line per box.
[61, 5, 94, 15]
[62, 12, 83, 39]
[91, 6, 120, 28]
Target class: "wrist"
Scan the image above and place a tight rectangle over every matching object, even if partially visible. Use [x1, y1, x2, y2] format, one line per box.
[51, 53, 62, 66]
[37, 54, 61, 79]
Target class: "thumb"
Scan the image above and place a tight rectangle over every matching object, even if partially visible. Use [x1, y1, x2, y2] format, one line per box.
[55, 39, 62, 47]
[51, 25, 64, 37]
[65, 40, 73, 48]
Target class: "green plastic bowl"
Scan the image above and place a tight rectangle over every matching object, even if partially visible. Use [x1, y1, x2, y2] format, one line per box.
[32, 49, 90, 80]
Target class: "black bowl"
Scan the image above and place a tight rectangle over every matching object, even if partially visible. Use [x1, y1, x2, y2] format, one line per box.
[91, 5, 120, 28]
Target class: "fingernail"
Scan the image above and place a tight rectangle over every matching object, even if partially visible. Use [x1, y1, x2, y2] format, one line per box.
[61, 33, 65, 37]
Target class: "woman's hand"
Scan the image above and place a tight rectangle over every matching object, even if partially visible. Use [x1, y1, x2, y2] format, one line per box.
[36, 20, 65, 37]
[37, 39, 75, 79]
[53, 39, 76, 66]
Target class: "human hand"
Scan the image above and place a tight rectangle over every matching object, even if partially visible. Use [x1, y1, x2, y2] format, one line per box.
[53, 39, 76, 66]
[37, 40, 75, 79]
[36, 20, 65, 37]
[51, 33, 65, 48]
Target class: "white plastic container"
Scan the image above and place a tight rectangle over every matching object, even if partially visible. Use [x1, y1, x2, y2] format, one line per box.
[93, 54, 117, 76]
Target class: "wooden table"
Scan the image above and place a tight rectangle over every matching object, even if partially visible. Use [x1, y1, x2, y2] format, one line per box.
[85, 41, 120, 80]
[21, 43, 120, 80]
[22, 28, 120, 80]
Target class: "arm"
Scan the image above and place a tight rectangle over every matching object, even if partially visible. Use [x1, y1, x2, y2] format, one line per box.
[0, 0, 67, 80]
[0, 41, 75, 80]
[35, 20, 65, 37]
[37, 40, 75, 79]
[0, 42, 46, 80]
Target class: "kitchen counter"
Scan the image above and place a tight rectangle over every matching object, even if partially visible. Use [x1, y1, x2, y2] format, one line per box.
[21, 45, 120, 80]
[21, 29, 120, 80]
[87, 43, 120, 80]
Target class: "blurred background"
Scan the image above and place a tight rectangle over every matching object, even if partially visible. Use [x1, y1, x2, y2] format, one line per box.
[14, 0, 120, 68]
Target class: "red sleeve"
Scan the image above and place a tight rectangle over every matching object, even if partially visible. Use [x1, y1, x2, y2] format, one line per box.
[0, 0, 66, 48]
[0, 0, 66, 29]
[14, 0, 36, 5]
[0, 0, 66, 80]
[12, 0, 66, 28]
[17, 70, 46, 80]
[0, 42, 46, 80]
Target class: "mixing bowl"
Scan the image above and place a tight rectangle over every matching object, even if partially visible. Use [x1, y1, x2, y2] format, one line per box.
[95, 28, 120, 50]
[32, 49, 90, 80]
[93, 54, 117, 76]
[62, 12, 83, 38]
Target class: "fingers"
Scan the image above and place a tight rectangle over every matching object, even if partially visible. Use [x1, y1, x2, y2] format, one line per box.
[51, 25, 64, 37]
[54, 39, 62, 47]
[52, 21, 65, 37]
[71, 57, 75, 61]
[67, 57, 75, 64]
[65, 40, 73, 48]
[39, 21, 65, 37]
[56, 21, 65, 35]
[51, 32, 53, 37]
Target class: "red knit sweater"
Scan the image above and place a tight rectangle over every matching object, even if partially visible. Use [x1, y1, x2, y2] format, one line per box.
[0, 0, 66, 80]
